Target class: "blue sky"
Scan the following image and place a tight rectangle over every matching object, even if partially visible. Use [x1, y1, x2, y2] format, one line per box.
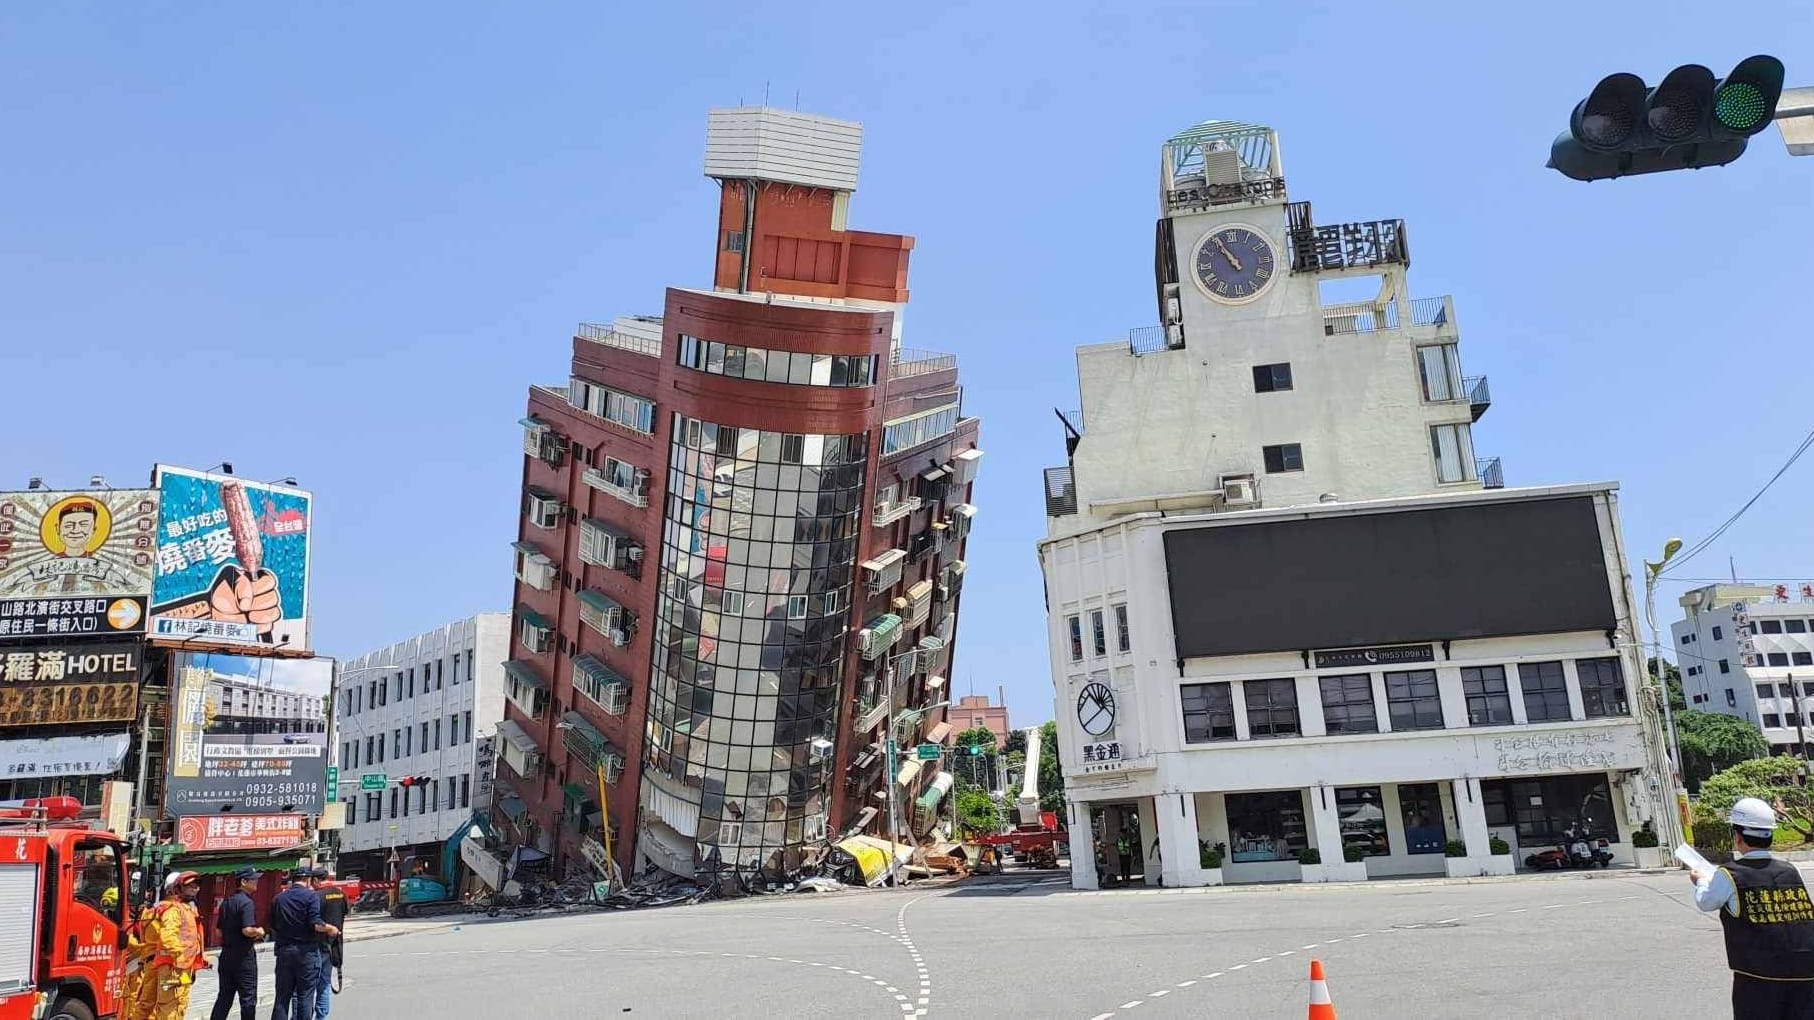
[4, 3, 1811, 727]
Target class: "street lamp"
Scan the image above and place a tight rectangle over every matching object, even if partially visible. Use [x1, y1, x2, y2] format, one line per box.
[1643, 537, 1686, 842]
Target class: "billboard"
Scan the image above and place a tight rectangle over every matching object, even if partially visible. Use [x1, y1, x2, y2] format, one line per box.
[177, 814, 305, 852]
[166, 651, 330, 817]
[0, 488, 157, 638]
[150, 466, 312, 650]
[1162, 495, 1619, 659]
[0, 643, 141, 728]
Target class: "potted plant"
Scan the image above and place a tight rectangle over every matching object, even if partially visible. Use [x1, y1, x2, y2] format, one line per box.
[1631, 825, 1663, 868]
[1444, 840, 1468, 858]
[1298, 847, 1328, 883]
[1198, 841, 1225, 885]
[1490, 836, 1511, 856]
[1324, 843, 1370, 882]
[1446, 837, 1514, 878]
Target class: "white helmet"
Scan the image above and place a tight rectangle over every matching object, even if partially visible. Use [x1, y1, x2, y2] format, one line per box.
[1730, 797, 1778, 837]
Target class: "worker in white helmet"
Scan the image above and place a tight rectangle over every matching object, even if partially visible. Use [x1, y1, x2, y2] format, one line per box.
[1690, 796, 1814, 1017]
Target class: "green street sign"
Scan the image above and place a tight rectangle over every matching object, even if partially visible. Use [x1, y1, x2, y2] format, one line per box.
[914, 743, 942, 761]
[360, 773, 388, 791]
[327, 766, 339, 790]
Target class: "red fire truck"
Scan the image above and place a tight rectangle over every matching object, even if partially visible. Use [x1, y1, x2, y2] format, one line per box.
[0, 797, 132, 1020]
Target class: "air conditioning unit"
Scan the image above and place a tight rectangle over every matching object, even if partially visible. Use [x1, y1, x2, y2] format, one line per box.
[1220, 473, 1258, 508]
[1164, 290, 1182, 325]
[633, 468, 651, 494]
[624, 545, 643, 562]
[1165, 323, 1185, 349]
[610, 629, 629, 648]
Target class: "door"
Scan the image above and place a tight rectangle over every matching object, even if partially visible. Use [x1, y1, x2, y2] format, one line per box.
[59, 837, 127, 1015]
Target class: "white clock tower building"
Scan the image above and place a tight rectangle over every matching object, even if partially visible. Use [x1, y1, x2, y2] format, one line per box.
[1039, 120, 1676, 891]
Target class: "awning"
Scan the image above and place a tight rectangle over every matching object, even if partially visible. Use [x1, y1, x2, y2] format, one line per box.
[516, 604, 553, 631]
[573, 654, 628, 688]
[583, 516, 633, 542]
[861, 548, 907, 572]
[916, 771, 954, 811]
[926, 675, 947, 692]
[0, 732, 130, 777]
[496, 718, 540, 755]
[926, 721, 953, 744]
[499, 796, 528, 822]
[955, 448, 984, 465]
[920, 466, 949, 484]
[183, 856, 301, 876]
[511, 540, 547, 558]
[950, 504, 977, 520]
[526, 485, 560, 501]
[906, 579, 934, 602]
[561, 782, 589, 804]
[559, 710, 619, 769]
[502, 659, 547, 692]
[896, 758, 923, 786]
[853, 806, 879, 831]
[947, 560, 967, 577]
[519, 416, 550, 430]
[864, 614, 902, 645]
[577, 588, 622, 614]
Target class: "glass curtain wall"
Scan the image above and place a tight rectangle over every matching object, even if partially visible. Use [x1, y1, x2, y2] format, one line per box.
[642, 413, 867, 878]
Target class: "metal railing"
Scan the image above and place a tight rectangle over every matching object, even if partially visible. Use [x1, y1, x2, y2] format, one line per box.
[577, 323, 661, 357]
[1044, 466, 1077, 516]
[1322, 295, 1453, 336]
[1408, 296, 1452, 328]
[1128, 326, 1170, 356]
[1479, 456, 1504, 490]
[891, 348, 957, 378]
[1058, 409, 1085, 436]
[872, 495, 921, 528]
[1465, 375, 1491, 421]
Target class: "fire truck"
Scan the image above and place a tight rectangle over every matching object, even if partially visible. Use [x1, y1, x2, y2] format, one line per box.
[0, 797, 132, 1020]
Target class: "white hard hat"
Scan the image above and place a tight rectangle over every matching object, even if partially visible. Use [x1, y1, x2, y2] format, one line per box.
[1730, 797, 1778, 835]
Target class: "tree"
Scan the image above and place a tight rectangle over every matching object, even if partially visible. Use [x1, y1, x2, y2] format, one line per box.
[954, 787, 1002, 837]
[1003, 728, 1027, 756]
[952, 726, 999, 790]
[1676, 709, 1769, 791]
[1648, 657, 1685, 712]
[1037, 720, 1065, 813]
[1696, 756, 1813, 843]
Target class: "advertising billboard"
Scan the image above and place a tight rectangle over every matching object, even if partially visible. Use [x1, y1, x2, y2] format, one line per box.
[0, 642, 141, 728]
[176, 814, 305, 852]
[0, 488, 157, 638]
[166, 651, 330, 817]
[150, 466, 312, 650]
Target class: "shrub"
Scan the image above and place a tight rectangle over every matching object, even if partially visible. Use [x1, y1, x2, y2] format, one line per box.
[1696, 757, 1814, 843]
[1297, 848, 1321, 865]
[1199, 842, 1224, 870]
[1444, 840, 1469, 858]
[1489, 836, 1511, 855]
[1343, 845, 1367, 863]
[1631, 829, 1660, 849]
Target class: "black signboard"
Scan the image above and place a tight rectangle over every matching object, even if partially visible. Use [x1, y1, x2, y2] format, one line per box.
[165, 651, 329, 817]
[1313, 645, 1435, 669]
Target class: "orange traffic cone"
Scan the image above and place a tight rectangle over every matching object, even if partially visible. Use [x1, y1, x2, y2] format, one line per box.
[1307, 959, 1337, 1019]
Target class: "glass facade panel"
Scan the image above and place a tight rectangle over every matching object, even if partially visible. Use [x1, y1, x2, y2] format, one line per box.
[642, 412, 865, 878]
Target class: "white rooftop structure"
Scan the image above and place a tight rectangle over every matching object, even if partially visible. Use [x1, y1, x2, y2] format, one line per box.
[703, 107, 863, 192]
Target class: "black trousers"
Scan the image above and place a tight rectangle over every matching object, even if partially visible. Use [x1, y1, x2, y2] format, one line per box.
[272, 943, 320, 1020]
[208, 951, 256, 1020]
[1733, 974, 1814, 1019]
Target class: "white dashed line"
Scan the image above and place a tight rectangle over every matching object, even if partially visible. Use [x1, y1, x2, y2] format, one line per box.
[1302, 943, 1320, 950]
[1119, 1001, 1143, 1009]
[1089, 1014, 1116, 1020]
[1277, 950, 1296, 957]
[1149, 989, 1170, 997]
[1435, 918, 1459, 924]
[1205, 972, 1223, 980]
[1177, 980, 1197, 988]
[1230, 964, 1247, 971]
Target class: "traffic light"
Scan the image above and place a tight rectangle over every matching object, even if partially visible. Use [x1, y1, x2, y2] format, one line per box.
[396, 775, 431, 788]
[1548, 55, 1785, 181]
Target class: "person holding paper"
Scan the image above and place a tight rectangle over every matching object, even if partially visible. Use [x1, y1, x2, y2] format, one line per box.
[1690, 797, 1814, 1018]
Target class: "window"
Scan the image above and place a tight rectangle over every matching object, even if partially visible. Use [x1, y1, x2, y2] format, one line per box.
[1679, 633, 1694, 645]
[1262, 443, 1303, 473]
[723, 230, 745, 252]
[464, 711, 473, 744]
[1090, 610, 1107, 658]
[1719, 659, 1731, 674]
[1319, 674, 1377, 734]
[1727, 688, 1738, 707]
[1760, 684, 1777, 700]
[1577, 658, 1627, 717]
[420, 722, 429, 752]
[1113, 604, 1130, 653]
[1766, 714, 1783, 728]
[390, 787, 399, 818]
[1225, 791, 1308, 862]
[677, 335, 877, 389]
[1244, 679, 1300, 738]
[1252, 363, 1293, 393]
[1067, 616, 1083, 662]
[461, 775, 471, 809]
[1788, 620, 1809, 634]
[1181, 682, 1236, 742]
[1385, 670, 1444, 730]
[1768, 652, 1791, 667]
[1430, 423, 1477, 483]
[1462, 666, 1514, 726]
[364, 736, 374, 764]
[1398, 783, 1447, 854]
[723, 591, 746, 616]
[434, 719, 442, 750]
[1518, 661, 1571, 722]
[1487, 775, 1615, 845]
[1417, 343, 1463, 402]
[1761, 619, 1784, 634]
[787, 595, 808, 620]
[1713, 625, 1724, 640]
[1336, 787, 1390, 857]
[882, 402, 961, 456]
[1795, 652, 1813, 667]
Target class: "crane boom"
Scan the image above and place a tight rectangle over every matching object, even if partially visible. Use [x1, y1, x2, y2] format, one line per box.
[1017, 726, 1042, 826]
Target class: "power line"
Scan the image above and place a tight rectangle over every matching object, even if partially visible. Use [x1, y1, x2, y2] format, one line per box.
[1663, 423, 1814, 576]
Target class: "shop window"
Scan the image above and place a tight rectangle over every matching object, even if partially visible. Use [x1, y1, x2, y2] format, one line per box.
[1490, 775, 1615, 845]
[1225, 791, 1308, 863]
[1336, 786, 1390, 858]
[1399, 783, 1448, 854]
[1181, 682, 1236, 743]
[1518, 661, 1571, 722]
[1461, 665, 1514, 726]
[1385, 669, 1444, 730]
[1318, 674, 1377, 734]
[1244, 679, 1300, 738]
[1577, 658, 1628, 718]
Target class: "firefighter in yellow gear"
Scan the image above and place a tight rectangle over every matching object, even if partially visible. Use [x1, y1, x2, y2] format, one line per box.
[120, 896, 156, 1020]
[130, 871, 209, 1020]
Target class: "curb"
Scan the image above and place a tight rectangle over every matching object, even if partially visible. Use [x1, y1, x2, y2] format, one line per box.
[1052, 865, 1681, 897]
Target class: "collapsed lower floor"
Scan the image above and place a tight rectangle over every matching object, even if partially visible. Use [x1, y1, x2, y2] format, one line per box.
[1065, 768, 1661, 889]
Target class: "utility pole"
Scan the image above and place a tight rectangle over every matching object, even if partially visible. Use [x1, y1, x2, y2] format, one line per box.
[1793, 673, 1809, 762]
[882, 650, 901, 885]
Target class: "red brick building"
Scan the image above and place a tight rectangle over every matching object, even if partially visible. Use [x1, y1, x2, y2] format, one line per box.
[498, 108, 982, 882]
[950, 693, 1012, 750]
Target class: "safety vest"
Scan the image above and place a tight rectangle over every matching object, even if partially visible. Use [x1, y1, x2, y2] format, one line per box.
[1719, 856, 1814, 981]
[146, 898, 205, 972]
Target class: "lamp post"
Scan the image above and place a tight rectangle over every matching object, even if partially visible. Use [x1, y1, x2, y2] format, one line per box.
[1643, 537, 1686, 843]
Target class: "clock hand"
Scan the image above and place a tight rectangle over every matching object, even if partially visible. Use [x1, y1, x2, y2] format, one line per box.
[1212, 237, 1243, 272]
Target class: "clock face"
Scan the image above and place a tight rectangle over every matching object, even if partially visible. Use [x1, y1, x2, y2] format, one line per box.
[1192, 225, 1277, 304]
[1077, 682, 1116, 737]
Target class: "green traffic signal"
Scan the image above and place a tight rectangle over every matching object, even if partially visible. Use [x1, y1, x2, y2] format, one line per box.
[1548, 54, 1786, 181]
[1716, 81, 1770, 130]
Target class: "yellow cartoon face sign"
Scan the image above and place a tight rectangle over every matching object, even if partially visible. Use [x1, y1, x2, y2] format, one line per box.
[39, 496, 112, 558]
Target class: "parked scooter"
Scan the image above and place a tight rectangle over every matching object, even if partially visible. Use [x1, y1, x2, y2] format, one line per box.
[1564, 824, 1614, 869]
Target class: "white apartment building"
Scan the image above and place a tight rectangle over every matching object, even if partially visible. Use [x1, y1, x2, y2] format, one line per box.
[1038, 120, 1676, 890]
[1673, 583, 1814, 752]
[333, 612, 509, 865]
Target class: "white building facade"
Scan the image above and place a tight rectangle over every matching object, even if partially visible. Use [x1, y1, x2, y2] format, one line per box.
[1673, 583, 1814, 753]
[333, 612, 510, 862]
[1039, 121, 1677, 890]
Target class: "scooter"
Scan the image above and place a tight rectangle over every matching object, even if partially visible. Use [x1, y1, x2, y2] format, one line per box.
[1564, 825, 1614, 869]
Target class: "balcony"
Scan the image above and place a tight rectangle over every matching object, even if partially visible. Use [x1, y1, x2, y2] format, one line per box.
[1322, 295, 1451, 337]
[577, 322, 661, 358]
[890, 347, 958, 379]
[873, 494, 921, 528]
[573, 654, 630, 715]
[901, 579, 934, 630]
[862, 548, 907, 595]
[1044, 466, 1078, 517]
[907, 528, 941, 564]
[853, 698, 889, 736]
[918, 635, 948, 676]
[936, 560, 966, 603]
[583, 466, 650, 509]
[558, 710, 625, 784]
[860, 614, 903, 660]
[1464, 375, 1491, 421]
[1479, 456, 1504, 490]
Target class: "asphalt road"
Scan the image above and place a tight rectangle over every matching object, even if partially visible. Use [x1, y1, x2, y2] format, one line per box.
[205, 869, 1739, 1019]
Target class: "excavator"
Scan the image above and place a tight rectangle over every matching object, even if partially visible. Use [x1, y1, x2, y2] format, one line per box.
[390, 810, 505, 917]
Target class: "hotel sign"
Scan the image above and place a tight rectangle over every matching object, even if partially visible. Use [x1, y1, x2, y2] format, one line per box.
[1314, 644, 1435, 669]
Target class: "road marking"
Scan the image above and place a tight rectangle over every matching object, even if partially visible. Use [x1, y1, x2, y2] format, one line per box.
[1230, 964, 1247, 971]
[1472, 912, 1495, 918]
[1276, 950, 1296, 957]
[1119, 1002, 1143, 1009]
[1149, 989, 1170, 997]
[1326, 937, 1345, 943]
[1301, 944, 1319, 950]
[1507, 908, 1527, 913]
[1435, 918, 1459, 924]
[1177, 980, 1197, 988]
[1206, 972, 1223, 979]
[1089, 1014, 1115, 1020]
[1252, 956, 1271, 963]
[1541, 904, 1568, 910]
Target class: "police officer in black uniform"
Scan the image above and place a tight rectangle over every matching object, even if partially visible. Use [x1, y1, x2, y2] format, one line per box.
[208, 867, 263, 1020]
[1691, 797, 1814, 1018]
[310, 866, 349, 1018]
[270, 867, 339, 1020]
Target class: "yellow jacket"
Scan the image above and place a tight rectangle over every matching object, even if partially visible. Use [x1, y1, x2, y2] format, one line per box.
[144, 898, 206, 972]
